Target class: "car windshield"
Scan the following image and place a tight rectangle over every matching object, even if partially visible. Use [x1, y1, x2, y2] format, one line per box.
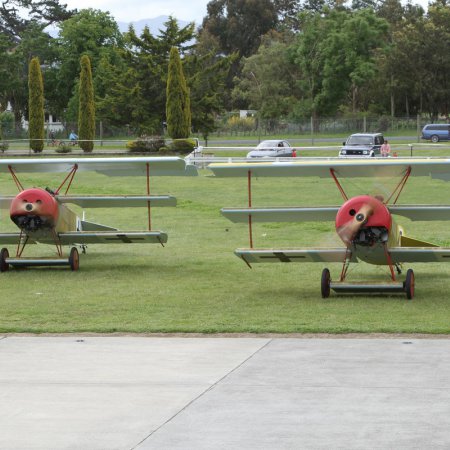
[256, 141, 283, 149]
[347, 136, 373, 145]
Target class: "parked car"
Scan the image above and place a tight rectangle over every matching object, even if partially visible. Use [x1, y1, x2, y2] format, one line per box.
[339, 133, 384, 158]
[246, 140, 296, 158]
[421, 124, 450, 143]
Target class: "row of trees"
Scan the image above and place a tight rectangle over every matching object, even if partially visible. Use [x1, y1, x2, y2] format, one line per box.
[0, 0, 449, 141]
[27, 54, 95, 151]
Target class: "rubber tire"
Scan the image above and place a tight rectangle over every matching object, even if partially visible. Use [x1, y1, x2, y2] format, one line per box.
[405, 269, 415, 300]
[69, 247, 79, 271]
[0, 248, 9, 272]
[431, 135, 439, 143]
[321, 268, 331, 298]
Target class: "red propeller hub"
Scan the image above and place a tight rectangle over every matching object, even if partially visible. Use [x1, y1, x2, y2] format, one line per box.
[10, 188, 59, 232]
[335, 195, 392, 246]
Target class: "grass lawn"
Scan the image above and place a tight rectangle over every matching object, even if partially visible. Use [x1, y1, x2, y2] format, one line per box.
[1, 159, 450, 334]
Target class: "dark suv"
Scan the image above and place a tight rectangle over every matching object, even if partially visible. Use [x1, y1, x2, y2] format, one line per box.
[339, 133, 384, 158]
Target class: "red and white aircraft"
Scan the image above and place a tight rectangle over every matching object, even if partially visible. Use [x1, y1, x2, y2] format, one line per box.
[210, 158, 450, 299]
[0, 157, 196, 271]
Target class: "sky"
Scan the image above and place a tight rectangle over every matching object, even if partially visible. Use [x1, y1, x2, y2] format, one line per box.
[62, 0, 429, 25]
[62, 0, 209, 24]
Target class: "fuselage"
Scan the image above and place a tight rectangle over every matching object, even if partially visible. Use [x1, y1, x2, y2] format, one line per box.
[10, 188, 78, 242]
[335, 195, 402, 265]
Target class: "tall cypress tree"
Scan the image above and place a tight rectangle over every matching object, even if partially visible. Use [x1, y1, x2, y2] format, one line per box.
[28, 57, 45, 153]
[166, 47, 191, 139]
[78, 55, 95, 152]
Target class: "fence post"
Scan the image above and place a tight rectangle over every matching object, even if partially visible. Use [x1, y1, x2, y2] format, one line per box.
[416, 114, 420, 143]
[99, 120, 103, 147]
[310, 116, 314, 146]
[363, 116, 366, 133]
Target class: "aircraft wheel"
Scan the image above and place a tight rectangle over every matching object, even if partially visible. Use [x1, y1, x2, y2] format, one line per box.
[0, 248, 10, 272]
[321, 268, 331, 298]
[431, 135, 439, 143]
[69, 247, 79, 271]
[405, 269, 415, 300]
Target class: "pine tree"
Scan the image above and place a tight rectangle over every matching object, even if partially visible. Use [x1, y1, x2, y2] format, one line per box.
[28, 57, 45, 153]
[166, 47, 191, 139]
[78, 55, 95, 152]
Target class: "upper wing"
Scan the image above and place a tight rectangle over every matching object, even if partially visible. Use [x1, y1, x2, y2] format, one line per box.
[222, 207, 338, 223]
[0, 157, 197, 177]
[209, 158, 450, 180]
[56, 195, 177, 208]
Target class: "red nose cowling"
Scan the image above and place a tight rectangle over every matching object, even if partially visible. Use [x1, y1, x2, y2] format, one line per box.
[10, 188, 59, 232]
[335, 195, 392, 246]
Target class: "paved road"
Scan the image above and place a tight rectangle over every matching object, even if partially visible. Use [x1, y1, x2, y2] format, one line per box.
[1, 335, 449, 449]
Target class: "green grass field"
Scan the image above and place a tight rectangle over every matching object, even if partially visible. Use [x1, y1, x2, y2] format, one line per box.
[1, 158, 450, 334]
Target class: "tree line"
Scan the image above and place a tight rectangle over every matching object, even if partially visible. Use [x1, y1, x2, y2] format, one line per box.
[0, 0, 449, 142]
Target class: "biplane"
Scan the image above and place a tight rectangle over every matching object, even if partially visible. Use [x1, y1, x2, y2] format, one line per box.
[0, 157, 197, 271]
[210, 158, 450, 299]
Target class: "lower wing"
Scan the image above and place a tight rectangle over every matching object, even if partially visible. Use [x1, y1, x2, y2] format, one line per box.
[57, 231, 168, 245]
[235, 248, 353, 265]
[0, 233, 37, 244]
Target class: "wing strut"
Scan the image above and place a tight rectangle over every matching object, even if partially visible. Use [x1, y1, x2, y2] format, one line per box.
[8, 165, 24, 192]
[55, 164, 78, 195]
[146, 163, 152, 231]
[386, 166, 411, 205]
[248, 170, 253, 248]
[330, 169, 348, 201]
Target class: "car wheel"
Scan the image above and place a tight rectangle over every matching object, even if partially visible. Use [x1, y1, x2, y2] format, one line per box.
[431, 135, 439, 143]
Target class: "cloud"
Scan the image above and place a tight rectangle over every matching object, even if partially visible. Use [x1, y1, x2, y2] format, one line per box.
[63, 0, 207, 23]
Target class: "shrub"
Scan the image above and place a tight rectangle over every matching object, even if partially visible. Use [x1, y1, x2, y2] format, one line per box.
[55, 143, 72, 153]
[0, 141, 9, 152]
[127, 136, 165, 152]
[158, 146, 170, 154]
[169, 138, 196, 154]
[226, 116, 256, 132]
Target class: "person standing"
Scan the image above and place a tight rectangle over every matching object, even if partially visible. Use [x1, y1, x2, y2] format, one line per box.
[69, 130, 78, 145]
[380, 140, 391, 157]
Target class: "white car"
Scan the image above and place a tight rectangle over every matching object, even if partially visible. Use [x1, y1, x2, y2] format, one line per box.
[246, 140, 296, 158]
